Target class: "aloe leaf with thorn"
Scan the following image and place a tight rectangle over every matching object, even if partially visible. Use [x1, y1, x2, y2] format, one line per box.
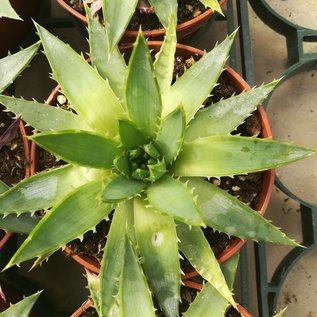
[0, 11, 315, 317]
[0, 291, 41, 317]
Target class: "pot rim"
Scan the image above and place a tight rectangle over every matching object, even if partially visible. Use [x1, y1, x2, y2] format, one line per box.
[30, 41, 274, 276]
[56, 0, 226, 39]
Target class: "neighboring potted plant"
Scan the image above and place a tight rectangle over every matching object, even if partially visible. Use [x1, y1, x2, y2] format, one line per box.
[0, 0, 38, 57]
[56, 0, 226, 45]
[0, 10, 315, 316]
[0, 42, 40, 250]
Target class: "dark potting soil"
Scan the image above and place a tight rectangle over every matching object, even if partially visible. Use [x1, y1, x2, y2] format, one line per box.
[66, 0, 209, 31]
[81, 307, 98, 317]
[0, 230, 6, 241]
[226, 306, 242, 317]
[0, 107, 26, 185]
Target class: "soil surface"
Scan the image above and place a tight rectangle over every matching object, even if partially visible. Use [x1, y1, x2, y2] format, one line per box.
[66, 0, 210, 30]
[226, 306, 242, 317]
[81, 307, 98, 317]
[0, 107, 26, 185]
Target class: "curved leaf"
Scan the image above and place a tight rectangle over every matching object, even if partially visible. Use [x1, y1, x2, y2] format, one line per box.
[86, 271, 101, 312]
[147, 175, 204, 226]
[103, 175, 147, 203]
[0, 42, 40, 92]
[134, 198, 180, 317]
[100, 202, 129, 317]
[155, 106, 185, 165]
[176, 222, 236, 308]
[162, 31, 236, 122]
[173, 136, 317, 177]
[35, 23, 123, 136]
[0, 95, 90, 132]
[103, 0, 138, 53]
[185, 177, 298, 245]
[149, 0, 177, 28]
[185, 80, 279, 141]
[120, 238, 155, 317]
[5, 180, 111, 269]
[30, 130, 122, 169]
[0, 291, 42, 317]
[153, 15, 177, 94]
[126, 31, 162, 138]
[86, 4, 127, 103]
[0, 165, 92, 215]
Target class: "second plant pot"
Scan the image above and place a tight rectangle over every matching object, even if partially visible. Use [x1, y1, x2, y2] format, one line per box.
[56, 0, 226, 41]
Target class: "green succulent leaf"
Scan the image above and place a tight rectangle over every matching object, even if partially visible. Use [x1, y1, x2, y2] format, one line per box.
[185, 177, 298, 245]
[100, 202, 129, 317]
[183, 282, 228, 317]
[120, 237, 155, 317]
[147, 175, 204, 226]
[5, 180, 111, 269]
[183, 254, 239, 317]
[30, 130, 122, 169]
[0, 176, 40, 235]
[173, 135, 317, 177]
[162, 31, 236, 123]
[0, 165, 92, 215]
[103, 175, 147, 203]
[85, 4, 127, 103]
[126, 30, 162, 138]
[0, 214, 40, 234]
[134, 198, 180, 317]
[103, 0, 138, 54]
[86, 271, 101, 312]
[153, 15, 177, 94]
[35, 23, 123, 136]
[119, 119, 148, 150]
[222, 253, 240, 290]
[0, 42, 40, 92]
[149, 0, 178, 30]
[176, 222, 236, 308]
[0, 95, 90, 132]
[185, 80, 279, 141]
[0, 0, 21, 20]
[0, 291, 42, 317]
[200, 0, 223, 15]
[0, 180, 8, 193]
[155, 106, 185, 165]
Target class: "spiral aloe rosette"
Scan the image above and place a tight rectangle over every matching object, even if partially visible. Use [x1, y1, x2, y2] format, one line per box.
[0, 9, 316, 317]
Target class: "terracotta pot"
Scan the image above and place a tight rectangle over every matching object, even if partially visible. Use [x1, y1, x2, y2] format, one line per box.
[56, 0, 226, 41]
[30, 42, 274, 274]
[0, 0, 38, 57]
[71, 299, 93, 317]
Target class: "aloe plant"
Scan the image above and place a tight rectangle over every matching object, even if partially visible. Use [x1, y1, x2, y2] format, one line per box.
[0, 9, 315, 317]
[89, 0, 223, 53]
[0, 291, 41, 317]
